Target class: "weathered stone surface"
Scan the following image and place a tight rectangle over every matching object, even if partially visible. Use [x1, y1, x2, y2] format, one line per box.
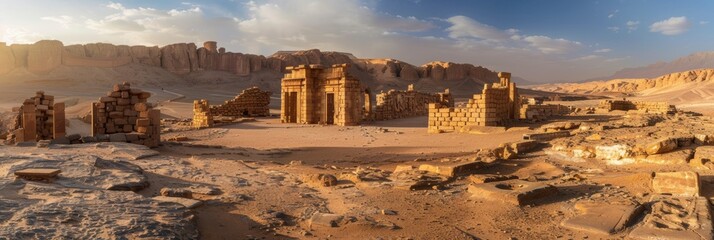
[467, 180, 558, 206]
[14, 168, 61, 180]
[645, 137, 678, 155]
[628, 196, 712, 240]
[652, 171, 699, 197]
[468, 174, 518, 184]
[562, 201, 643, 235]
[303, 174, 338, 188]
[418, 161, 484, 177]
[309, 213, 344, 227]
[153, 196, 202, 209]
[27, 40, 63, 73]
[160, 43, 198, 74]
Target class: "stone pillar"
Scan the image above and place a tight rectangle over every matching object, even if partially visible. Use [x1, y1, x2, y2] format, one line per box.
[21, 102, 36, 142]
[53, 102, 66, 139]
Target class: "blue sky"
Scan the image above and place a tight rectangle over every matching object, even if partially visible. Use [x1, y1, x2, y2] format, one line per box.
[0, 0, 711, 82]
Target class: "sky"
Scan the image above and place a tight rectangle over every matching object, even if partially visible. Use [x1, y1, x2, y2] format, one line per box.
[0, 0, 712, 82]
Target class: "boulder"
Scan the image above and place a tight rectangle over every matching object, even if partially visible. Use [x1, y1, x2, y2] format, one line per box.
[27, 40, 63, 73]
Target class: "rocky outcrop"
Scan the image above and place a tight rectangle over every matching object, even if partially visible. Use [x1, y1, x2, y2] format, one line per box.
[421, 61, 498, 82]
[0, 43, 15, 75]
[161, 43, 199, 74]
[27, 40, 63, 73]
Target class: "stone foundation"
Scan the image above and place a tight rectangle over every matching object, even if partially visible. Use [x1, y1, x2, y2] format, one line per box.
[91, 82, 160, 147]
[598, 100, 675, 114]
[519, 104, 571, 120]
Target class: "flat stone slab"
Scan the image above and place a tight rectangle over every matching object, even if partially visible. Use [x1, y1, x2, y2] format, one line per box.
[419, 161, 484, 177]
[523, 130, 570, 141]
[14, 168, 61, 180]
[562, 201, 643, 235]
[467, 179, 558, 206]
[652, 171, 699, 197]
[468, 174, 518, 184]
[309, 213, 344, 227]
[628, 195, 712, 240]
[153, 196, 203, 209]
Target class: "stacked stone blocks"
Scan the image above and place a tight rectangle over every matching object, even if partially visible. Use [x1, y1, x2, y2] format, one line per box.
[91, 82, 160, 147]
[598, 100, 675, 114]
[6, 91, 65, 143]
[192, 99, 213, 129]
[209, 87, 271, 117]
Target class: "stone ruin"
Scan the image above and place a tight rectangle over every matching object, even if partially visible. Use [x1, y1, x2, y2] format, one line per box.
[210, 87, 271, 117]
[191, 87, 271, 129]
[5, 91, 65, 143]
[192, 99, 213, 129]
[373, 84, 453, 121]
[280, 64, 365, 126]
[428, 72, 521, 133]
[598, 99, 675, 114]
[428, 72, 572, 133]
[90, 82, 161, 147]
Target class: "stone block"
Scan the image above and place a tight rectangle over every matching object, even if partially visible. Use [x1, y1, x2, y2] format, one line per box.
[14, 168, 61, 180]
[645, 137, 678, 155]
[418, 161, 485, 177]
[468, 174, 518, 184]
[309, 213, 344, 228]
[467, 180, 558, 206]
[109, 133, 127, 142]
[652, 171, 699, 197]
[628, 196, 712, 240]
[152, 196, 202, 209]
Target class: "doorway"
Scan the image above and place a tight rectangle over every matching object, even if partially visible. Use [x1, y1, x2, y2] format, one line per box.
[326, 93, 335, 124]
[285, 92, 298, 123]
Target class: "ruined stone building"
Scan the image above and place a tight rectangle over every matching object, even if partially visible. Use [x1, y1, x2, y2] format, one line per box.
[210, 87, 271, 117]
[191, 87, 271, 129]
[428, 72, 520, 132]
[428, 72, 572, 133]
[374, 84, 453, 121]
[5, 91, 65, 143]
[91, 82, 161, 147]
[280, 64, 365, 126]
[598, 100, 675, 114]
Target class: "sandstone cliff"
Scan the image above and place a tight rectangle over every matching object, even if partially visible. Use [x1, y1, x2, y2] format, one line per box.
[531, 69, 714, 96]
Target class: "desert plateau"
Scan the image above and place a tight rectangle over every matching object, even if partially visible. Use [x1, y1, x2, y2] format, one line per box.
[2, 1, 714, 240]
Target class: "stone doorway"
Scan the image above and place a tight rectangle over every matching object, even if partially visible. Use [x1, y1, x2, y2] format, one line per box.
[285, 92, 298, 123]
[326, 93, 335, 124]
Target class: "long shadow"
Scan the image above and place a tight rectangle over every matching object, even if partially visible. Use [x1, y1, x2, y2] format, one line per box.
[534, 184, 605, 206]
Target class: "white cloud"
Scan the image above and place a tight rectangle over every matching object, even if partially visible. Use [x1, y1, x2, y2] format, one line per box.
[594, 48, 611, 53]
[522, 35, 582, 54]
[650, 16, 691, 35]
[607, 26, 620, 33]
[701, 21, 709, 25]
[41, 15, 74, 28]
[573, 55, 600, 61]
[446, 15, 513, 42]
[608, 10, 619, 19]
[626, 20, 639, 32]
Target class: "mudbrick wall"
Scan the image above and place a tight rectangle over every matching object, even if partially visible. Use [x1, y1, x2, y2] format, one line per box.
[598, 100, 675, 114]
[210, 87, 271, 117]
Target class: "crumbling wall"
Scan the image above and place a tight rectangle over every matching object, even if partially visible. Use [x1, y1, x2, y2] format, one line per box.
[519, 104, 571, 120]
[5, 91, 65, 143]
[209, 87, 271, 117]
[374, 85, 453, 121]
[90, 82, 161, 147]
[428, 72, 518, 133]
[192, 99, 213, 129]
[598, 100, 675, 114]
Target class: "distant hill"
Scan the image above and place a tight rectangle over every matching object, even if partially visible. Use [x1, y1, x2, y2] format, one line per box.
[610, 52, 714, 79]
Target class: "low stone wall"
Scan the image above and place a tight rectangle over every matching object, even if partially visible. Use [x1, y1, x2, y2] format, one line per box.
[598, 100, 675, 114]
[5, 91, 65, 143]
[210, 87, 271, 117]
[91, 82, 161, 147]
[374, 85, 452, 121]
[519, 104, 571, 120]
[428, 83, 514, 133]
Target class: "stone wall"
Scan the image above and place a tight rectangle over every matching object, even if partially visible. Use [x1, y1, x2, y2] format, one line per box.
[210, 87, 271, 117]
[5, 91, 65, 143]
[428, 72, 519, 133]
[374, 85, 453, 121]
[598, 100, 675, 114]
[519, 104, 571, 120]
[90, 82, 161, 147]
[192, 99, 213, 129]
